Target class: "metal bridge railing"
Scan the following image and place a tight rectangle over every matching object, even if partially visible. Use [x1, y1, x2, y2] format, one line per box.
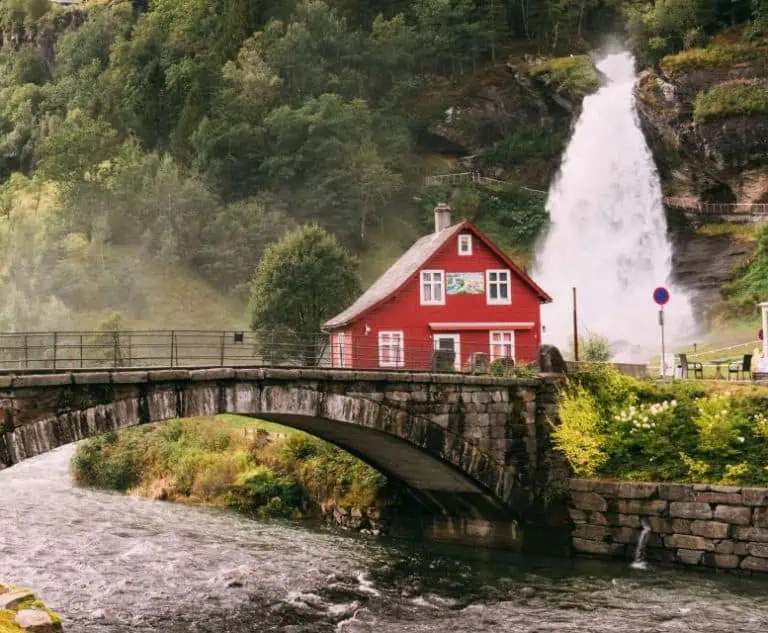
[0, 330, 540, 374]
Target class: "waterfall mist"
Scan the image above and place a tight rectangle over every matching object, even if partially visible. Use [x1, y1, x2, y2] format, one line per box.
[534, 51, 694, 361]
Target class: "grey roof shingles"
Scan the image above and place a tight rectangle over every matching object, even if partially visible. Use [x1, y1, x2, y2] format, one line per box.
[323, 223, 463, 330]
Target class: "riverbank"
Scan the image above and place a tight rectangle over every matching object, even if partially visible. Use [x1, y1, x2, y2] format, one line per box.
[0, 585, 62, 632]
[71, 415, 391, 532]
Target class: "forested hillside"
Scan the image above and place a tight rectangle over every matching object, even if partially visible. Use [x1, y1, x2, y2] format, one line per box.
[0, 0, 766, 331]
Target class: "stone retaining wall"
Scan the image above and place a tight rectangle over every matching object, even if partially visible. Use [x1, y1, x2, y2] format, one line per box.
[569, 479, 768, 573]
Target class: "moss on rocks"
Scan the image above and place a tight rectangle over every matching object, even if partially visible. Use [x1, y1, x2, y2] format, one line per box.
[528, 55, 600, 96]
[0, 585, 62, 632]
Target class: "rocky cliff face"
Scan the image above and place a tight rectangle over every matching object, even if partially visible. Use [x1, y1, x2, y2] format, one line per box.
[635, 56, 768, 203]
[635, 53, 768, 314]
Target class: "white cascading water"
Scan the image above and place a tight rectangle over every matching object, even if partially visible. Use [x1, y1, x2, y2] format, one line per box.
[534, 51, 694, 360]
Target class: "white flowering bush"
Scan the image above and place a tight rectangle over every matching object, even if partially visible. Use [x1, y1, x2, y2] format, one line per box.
[556, 366, 768, 485]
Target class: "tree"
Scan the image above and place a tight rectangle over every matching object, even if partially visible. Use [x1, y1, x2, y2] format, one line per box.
[248, 224, 360, 365]
[579, 333, 613, 362]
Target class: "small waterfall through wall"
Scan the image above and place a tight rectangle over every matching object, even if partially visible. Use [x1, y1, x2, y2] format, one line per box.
[534, 52, 693, 360]
[631, 519, 652, 570]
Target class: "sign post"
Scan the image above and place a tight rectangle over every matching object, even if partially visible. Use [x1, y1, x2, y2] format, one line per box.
[653, 287, 670, 377]
[572, 287, 579, 362]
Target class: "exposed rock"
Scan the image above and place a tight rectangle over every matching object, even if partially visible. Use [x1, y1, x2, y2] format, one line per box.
[743, 488, 768, 506]
[538, 345, 568, 374]
[614, 499, 667, 516]
[714, 505, 752, 525]
[616, 482, 657, 499]
[572, 538, 625, 556]
[741, 556, 768, 572]
[669, 501, 712, 520]
[0, 590, 34, 610]
[634, 58, 768, 314]
[689, 520, 729, 539]
[732, 526, 768, 542]
[14, 609, 57, 632]
[676, 549, 704, 565]
[748, 543, 768, 558]
[570, 491, 607, 512]
[658, 483, 694, 501]
[664, 534, 715, 551]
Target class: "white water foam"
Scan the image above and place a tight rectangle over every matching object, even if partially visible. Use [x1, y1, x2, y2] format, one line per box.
[534, 51, 694, 361]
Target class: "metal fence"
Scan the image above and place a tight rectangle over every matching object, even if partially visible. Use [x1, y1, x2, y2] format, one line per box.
[664, 197, 768, 216]
[0, 330, 540, 373]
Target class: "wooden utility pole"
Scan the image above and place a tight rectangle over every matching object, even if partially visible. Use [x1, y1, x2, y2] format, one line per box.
[572, 287, 579, 362]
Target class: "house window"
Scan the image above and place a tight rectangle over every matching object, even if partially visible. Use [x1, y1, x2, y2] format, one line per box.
[336, 332, 346, 368]
[378, 331, 404, 368]
[420, 270, 445, 305]
[486, 269, 511, 305]
[458, 234, 472, 256]
[490, 331, 515, 361]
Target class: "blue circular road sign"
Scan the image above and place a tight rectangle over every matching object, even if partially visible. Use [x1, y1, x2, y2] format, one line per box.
[653, 286, 670, 306]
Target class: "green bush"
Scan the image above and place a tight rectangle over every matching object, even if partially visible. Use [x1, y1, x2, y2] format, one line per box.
[694, 79, 768, 122]
[578, 333, 612, 362]
[554, 366, 768, 485]
[552, 385, 607, 477]
[529, 56, 600, 95]
[481, 125, 567, 168]
[226, 466, 301, 517]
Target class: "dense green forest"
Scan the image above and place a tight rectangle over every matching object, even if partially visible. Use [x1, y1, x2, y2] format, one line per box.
[0, 0, 765, 330]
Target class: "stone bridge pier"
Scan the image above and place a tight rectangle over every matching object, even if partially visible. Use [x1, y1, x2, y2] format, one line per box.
[0, 368, 569, 550]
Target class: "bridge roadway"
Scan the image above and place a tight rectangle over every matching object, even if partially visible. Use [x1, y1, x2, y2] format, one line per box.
[0, 366, 567, 549]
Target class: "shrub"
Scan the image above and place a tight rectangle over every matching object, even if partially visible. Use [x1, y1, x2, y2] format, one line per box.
[578, 333, 612, 362]
[529, 56, 600, 95]
[226, 466, 301, 516]
[558, 366, 768, 485]
[552, 385, 607, 477]
[661, 45, 765, 74]
[694, 79, 768, 123]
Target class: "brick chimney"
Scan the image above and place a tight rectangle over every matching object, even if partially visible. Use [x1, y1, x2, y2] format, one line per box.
[434, 202, 451, 233]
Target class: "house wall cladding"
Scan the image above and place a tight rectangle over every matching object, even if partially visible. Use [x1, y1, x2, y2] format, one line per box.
[568, 479, 768, 573]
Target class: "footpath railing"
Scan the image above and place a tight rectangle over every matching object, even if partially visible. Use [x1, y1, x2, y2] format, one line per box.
[424, 172, 547, 195]
[0, 330, 541, 373]
[664, 197, 768, 216]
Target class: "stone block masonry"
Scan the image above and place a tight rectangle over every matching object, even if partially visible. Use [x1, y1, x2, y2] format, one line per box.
[568, 479, 768, 573]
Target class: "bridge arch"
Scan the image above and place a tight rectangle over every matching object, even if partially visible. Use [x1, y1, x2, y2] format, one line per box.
[0, 368, 564, 544]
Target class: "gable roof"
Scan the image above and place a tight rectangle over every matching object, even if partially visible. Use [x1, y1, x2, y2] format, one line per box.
[323, 220, 552, 330]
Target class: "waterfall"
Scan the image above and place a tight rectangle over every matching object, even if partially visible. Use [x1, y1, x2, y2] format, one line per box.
[631, 520, 652, 570]
[534, 52, 693, 361]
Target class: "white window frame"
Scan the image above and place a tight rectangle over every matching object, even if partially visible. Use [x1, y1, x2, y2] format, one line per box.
[420, 269, 445, 306]
[378, 331, 404, 368]
[489, 331, 515, 361]
[458, 234, 472, 256]
[433, 333, 461, 370]
[336, 332, 346, 368]
[486, 269, 511, 305]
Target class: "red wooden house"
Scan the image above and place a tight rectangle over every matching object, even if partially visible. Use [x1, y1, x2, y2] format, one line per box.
[323, 204, 552, 370]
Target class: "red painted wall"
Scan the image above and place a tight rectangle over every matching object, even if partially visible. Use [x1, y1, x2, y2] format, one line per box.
[331, 229, 544, 370]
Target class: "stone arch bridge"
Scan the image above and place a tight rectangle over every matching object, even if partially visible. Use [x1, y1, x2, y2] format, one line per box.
[0, 368, 567, 548]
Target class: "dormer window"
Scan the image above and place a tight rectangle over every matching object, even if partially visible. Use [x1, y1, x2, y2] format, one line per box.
[458, 234, 472, 256]
[421, 270, 445, 305]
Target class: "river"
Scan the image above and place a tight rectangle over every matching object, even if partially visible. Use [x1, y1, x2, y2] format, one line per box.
[1, 446, 767, 632]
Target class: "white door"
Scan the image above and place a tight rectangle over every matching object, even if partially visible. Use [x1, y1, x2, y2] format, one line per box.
[433, 334, 461, 370]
